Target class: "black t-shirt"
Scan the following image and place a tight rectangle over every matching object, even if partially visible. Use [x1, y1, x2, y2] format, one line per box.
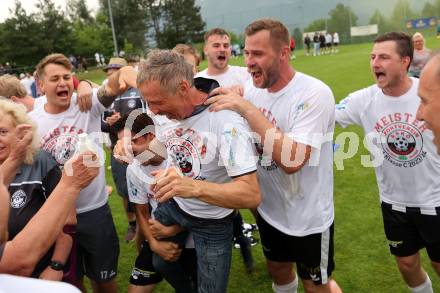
[8, 150, 62, 277]
[101, 87, 146, 148]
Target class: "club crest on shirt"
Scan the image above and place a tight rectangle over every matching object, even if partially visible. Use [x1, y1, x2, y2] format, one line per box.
[379, 120, 426, 168]
[127, 99, 136, 109]
[11, 189, 27, 208]
[41, 126, 84, 165]
[167, 140, 201, 178]
[163, 127, 207, 179]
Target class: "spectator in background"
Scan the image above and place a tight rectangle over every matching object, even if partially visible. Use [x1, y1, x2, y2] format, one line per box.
[325, 32, 333, 55]
[0, 75, 45, 112]
[409, 32, 431, 78]
[69, 55, 77, 71]
[304, 34, 311, 56]
[95, 52, 102, 67]
[319, 32, 327, 55]
[313, 32, 320, 56]
[100, 54, 106, 67]
[289, 36, 296, 60]
[19, 73, 34, 96]
[30, 71, 42, 98]
[101, 56, 144, 243]
[81, 57, 88, 73]
[332, 32, 339, 53]
[172, 44, 200, 74]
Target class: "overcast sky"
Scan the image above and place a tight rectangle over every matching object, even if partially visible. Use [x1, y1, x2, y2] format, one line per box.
[1, 0, 100, 22]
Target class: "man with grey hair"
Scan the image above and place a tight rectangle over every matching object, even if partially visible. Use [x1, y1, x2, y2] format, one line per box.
[113, 49, 261, 293]
[417, 53, 440, 154]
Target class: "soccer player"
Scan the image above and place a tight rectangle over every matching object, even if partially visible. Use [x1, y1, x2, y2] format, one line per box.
[336, 32, 440, 293]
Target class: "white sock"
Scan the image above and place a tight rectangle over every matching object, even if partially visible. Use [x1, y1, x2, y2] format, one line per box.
[272, 276, 298, 293]
[409, 274, 433, 293]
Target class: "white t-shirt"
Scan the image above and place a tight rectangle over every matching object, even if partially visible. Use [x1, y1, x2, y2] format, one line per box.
[0, 274, 80, 293]
[160, 109, 257, 219]
[325, 34, 332, 44]
[33, 96, 46, 110]
[245, 72, 335, 236]
[127, 160, 163, 211]
[335, 77, 440, 209]
[29, 90, 108, 214]
[196, 65, 250, 88]
[333, 33, 339, 44]
[127, 159, 194, 248]
[20, 77, 34, 96]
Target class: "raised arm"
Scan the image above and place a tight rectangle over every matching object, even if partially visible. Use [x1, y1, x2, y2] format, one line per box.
[97, 66, 138, 108]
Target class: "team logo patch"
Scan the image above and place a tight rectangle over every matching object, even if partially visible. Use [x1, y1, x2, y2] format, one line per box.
[11, 189, 27, 208]
[168, 139, 201, 178]
[381, 122, 425, 168]
[127, 99, 136, 109]
[43, 133, 80, 165]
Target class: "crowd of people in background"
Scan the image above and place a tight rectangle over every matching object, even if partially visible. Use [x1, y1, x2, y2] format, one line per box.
[304, 31, 339, 56]
[0, 16, 439, 293]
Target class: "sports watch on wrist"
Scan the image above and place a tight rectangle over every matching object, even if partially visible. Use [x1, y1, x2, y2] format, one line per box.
[49, 260, 64, 271]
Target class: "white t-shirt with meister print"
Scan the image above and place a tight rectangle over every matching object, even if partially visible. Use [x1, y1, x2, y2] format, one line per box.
[160, 108, 257, 219]
[29, 90, 108, 214]
[245, 72, 335, 237]
[336, 77, 440, 210]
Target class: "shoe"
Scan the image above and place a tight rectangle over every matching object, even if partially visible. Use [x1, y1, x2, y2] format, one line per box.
[125, 225, 136, 242]
[249, 236, 259, 246]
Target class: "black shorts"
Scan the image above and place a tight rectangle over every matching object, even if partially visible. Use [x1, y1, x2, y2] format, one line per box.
[77, 204, 120, 282]
[381, 202, 440, 261]
[130, 241, 163, 286]
[110, 155, 128, 198]
[333, 43, 339, 47]
[130, 241, 198, 287]
[257, 213, 335, 285]
[326, 43, 332, 48]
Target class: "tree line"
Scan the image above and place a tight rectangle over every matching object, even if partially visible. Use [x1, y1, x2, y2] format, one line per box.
[303, 0, 440, 45]
[0, 0, 205, 68]
[2, 0, 440, 68]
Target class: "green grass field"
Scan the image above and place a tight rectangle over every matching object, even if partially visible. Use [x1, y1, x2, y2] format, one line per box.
[78, 37, 440, 292]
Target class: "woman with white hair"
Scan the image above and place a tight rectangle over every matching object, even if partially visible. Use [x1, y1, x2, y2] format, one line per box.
[409, 32, 431, 78]
[0, 99, 72, 280]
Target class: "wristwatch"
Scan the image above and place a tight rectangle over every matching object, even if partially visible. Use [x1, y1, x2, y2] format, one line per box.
[50, 260, 65, 271]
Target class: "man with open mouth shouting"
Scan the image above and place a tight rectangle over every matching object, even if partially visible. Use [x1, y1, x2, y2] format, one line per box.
[196, 28, 250, 89]
[206, 19, 341, 293]
[28, 53, 127, 293]
[336, 32, 440, 293]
